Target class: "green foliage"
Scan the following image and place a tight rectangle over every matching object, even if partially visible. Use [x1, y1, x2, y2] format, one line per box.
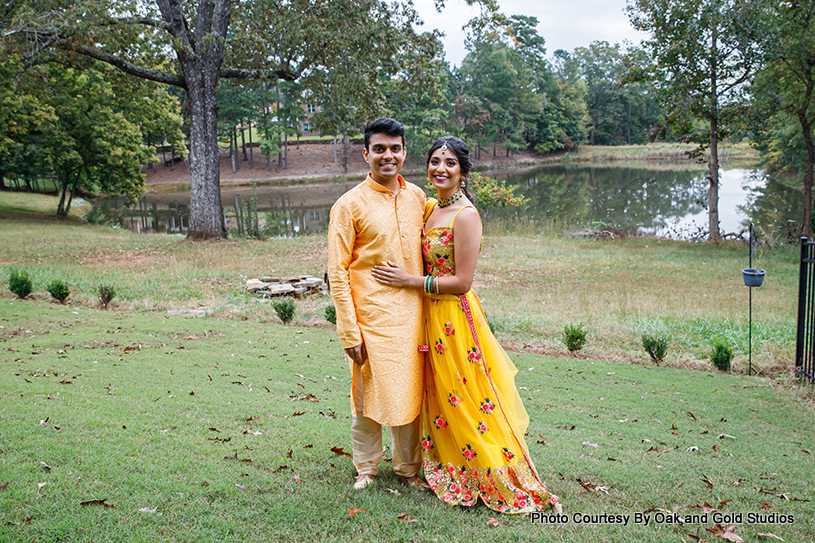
[428, 173, 528, 209]
[642, 333, 669, 365]
[273, 298, 296, 324]
[98, 284, 116, 309]
[562, 322, 588, 352]
[324, 303, 336, 325]
[710, 340, 734, 372]
[8, 268, 32, 299]
[47, 279, 70, 303]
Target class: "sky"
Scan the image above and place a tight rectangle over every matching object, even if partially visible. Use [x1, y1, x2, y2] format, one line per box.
[413, 0, 650, 67]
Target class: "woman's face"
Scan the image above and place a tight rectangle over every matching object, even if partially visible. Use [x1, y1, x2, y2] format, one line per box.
[427, 147, 462, 193]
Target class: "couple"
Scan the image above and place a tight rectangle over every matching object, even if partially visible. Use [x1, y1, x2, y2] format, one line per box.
[327, 118, 558, 514]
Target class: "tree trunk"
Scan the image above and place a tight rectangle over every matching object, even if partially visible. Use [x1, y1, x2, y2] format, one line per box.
[800, 109, 814, 239]
[708, 114, 721, 241]
[185, 63, 227, 240]
[248, 119, 254, 170]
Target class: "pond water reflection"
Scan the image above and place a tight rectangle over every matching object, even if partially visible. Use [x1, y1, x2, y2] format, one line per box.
[92, 164, 804, 240]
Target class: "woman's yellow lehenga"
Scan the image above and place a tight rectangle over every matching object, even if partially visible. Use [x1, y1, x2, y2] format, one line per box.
[420, 208, 558, 514]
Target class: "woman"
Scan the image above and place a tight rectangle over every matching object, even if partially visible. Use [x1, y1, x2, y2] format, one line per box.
[372, 136, 559, 514]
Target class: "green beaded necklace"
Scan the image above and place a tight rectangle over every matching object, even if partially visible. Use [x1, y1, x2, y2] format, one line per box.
[438, 189, 463, 208]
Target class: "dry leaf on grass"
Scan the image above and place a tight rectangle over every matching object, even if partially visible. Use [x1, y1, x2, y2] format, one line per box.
[705, 524, 743, 543]
[701, 474, 714, 489]
[396, 512, 418, 523]
[756, 533, 785, 541]
[486, 518, 500, 526]
[348, 507, 368, 516]
[79, 498, 117, 509]
[330, 446, 353, 458]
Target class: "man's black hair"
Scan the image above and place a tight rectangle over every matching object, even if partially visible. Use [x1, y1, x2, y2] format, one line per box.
[364, 117, 405, 150]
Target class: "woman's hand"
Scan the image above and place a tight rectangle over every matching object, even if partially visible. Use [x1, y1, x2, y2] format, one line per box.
[372, 261, 417, 288]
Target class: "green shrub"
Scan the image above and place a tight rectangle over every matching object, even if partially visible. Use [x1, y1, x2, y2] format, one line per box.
[324, 303, 336, 324]
[47, 280, 70, 303]
[98, 285, 116, 309]
[710, 340, 734, 372]
[9, 268, 33, 299]
[273, 298, 296, 324]
[562, 323, 588, 352]
[642, 333, 669, 365]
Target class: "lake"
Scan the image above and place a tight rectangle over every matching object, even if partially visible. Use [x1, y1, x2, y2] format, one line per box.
[92, 164, 805, 241]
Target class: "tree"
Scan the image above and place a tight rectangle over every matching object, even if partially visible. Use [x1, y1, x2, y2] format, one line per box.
[42, 65, 154, 215]
[4, 0, 453, 239]
[628, 0, 763, 240]
[751, 0, 815, 238]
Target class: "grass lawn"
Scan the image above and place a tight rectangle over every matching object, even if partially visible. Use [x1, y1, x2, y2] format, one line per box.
[0, 298, 812, 542]
[0, 192, 811, 541]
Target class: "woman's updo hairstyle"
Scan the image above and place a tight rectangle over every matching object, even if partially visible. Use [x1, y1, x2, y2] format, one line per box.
[426, 135, 475, 205]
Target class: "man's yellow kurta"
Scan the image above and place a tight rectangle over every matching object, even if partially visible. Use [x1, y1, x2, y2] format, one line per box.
[328, 174, 425, 427]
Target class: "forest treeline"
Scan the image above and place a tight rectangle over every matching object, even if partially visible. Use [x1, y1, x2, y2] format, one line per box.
[1, 1, 813, 239]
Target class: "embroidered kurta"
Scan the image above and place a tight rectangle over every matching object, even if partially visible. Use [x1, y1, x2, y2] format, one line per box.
[328, 174, 427, 427]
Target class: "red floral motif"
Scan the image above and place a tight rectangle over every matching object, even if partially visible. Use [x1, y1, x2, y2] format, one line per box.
[433, 414, 448, 429]
[456, 372, 467, 386]
[480, 398, 495, 414]
[447, 392, 461, 407]
[461, 444, 477, 462]
[501, 447, 515, 461]
[477, 420, 489, 434]
[434, 339, 445, 355]
[444, 322, 455, 336]
[466, 347, 480, 363]
[421, 436, 434, 452]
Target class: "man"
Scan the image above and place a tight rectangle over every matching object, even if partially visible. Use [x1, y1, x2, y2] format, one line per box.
[327, 118, 429, 490]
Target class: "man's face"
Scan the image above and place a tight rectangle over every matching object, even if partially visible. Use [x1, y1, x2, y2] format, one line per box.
[363, 133, 406, 185]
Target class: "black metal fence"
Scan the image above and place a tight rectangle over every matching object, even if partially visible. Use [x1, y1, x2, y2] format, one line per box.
[796, 237, 815, 382]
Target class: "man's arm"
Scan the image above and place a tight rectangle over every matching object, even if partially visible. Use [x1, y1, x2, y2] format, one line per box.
[327, 200, 364, 356]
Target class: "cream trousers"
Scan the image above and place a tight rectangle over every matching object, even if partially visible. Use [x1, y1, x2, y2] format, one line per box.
[351, 364, 421, 477]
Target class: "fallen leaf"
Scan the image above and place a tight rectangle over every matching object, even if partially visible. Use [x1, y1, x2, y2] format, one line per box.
[293, 471, 301, 484]
[802, 449, 810, 455]
[396, 512, 418, 523]
[386, 488, 402, 496]
[348, 507, 368, 516]
[581, 441, 599, 448]
[705, 524, 743, 543]
[289, 393, 321, 402]
[330, 446, 353, 458]
[486, 517, 500, 527]
[687, 446, 699, 452]
[687, 412, 697, 422]
[717, 433, 736, 440]
[536, 434, 550, 446]
[223, 453, 238, 460]
[235, 484, 248, 492]
[79, 498, 117, 509]
[40, 461, 51, 471]
[0, 482, 8, 492]
[701, 474, 714, 489]
[37, 482, 47, 491]
[290, 411, 305, 417]
[272, 465, 289, 473]
[760, 502, 772, 510]
[138, 506, 158, 514]
[286, 448, 293, 459]
[697, 501, 717, 513]
[756, 533, 785, 541]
